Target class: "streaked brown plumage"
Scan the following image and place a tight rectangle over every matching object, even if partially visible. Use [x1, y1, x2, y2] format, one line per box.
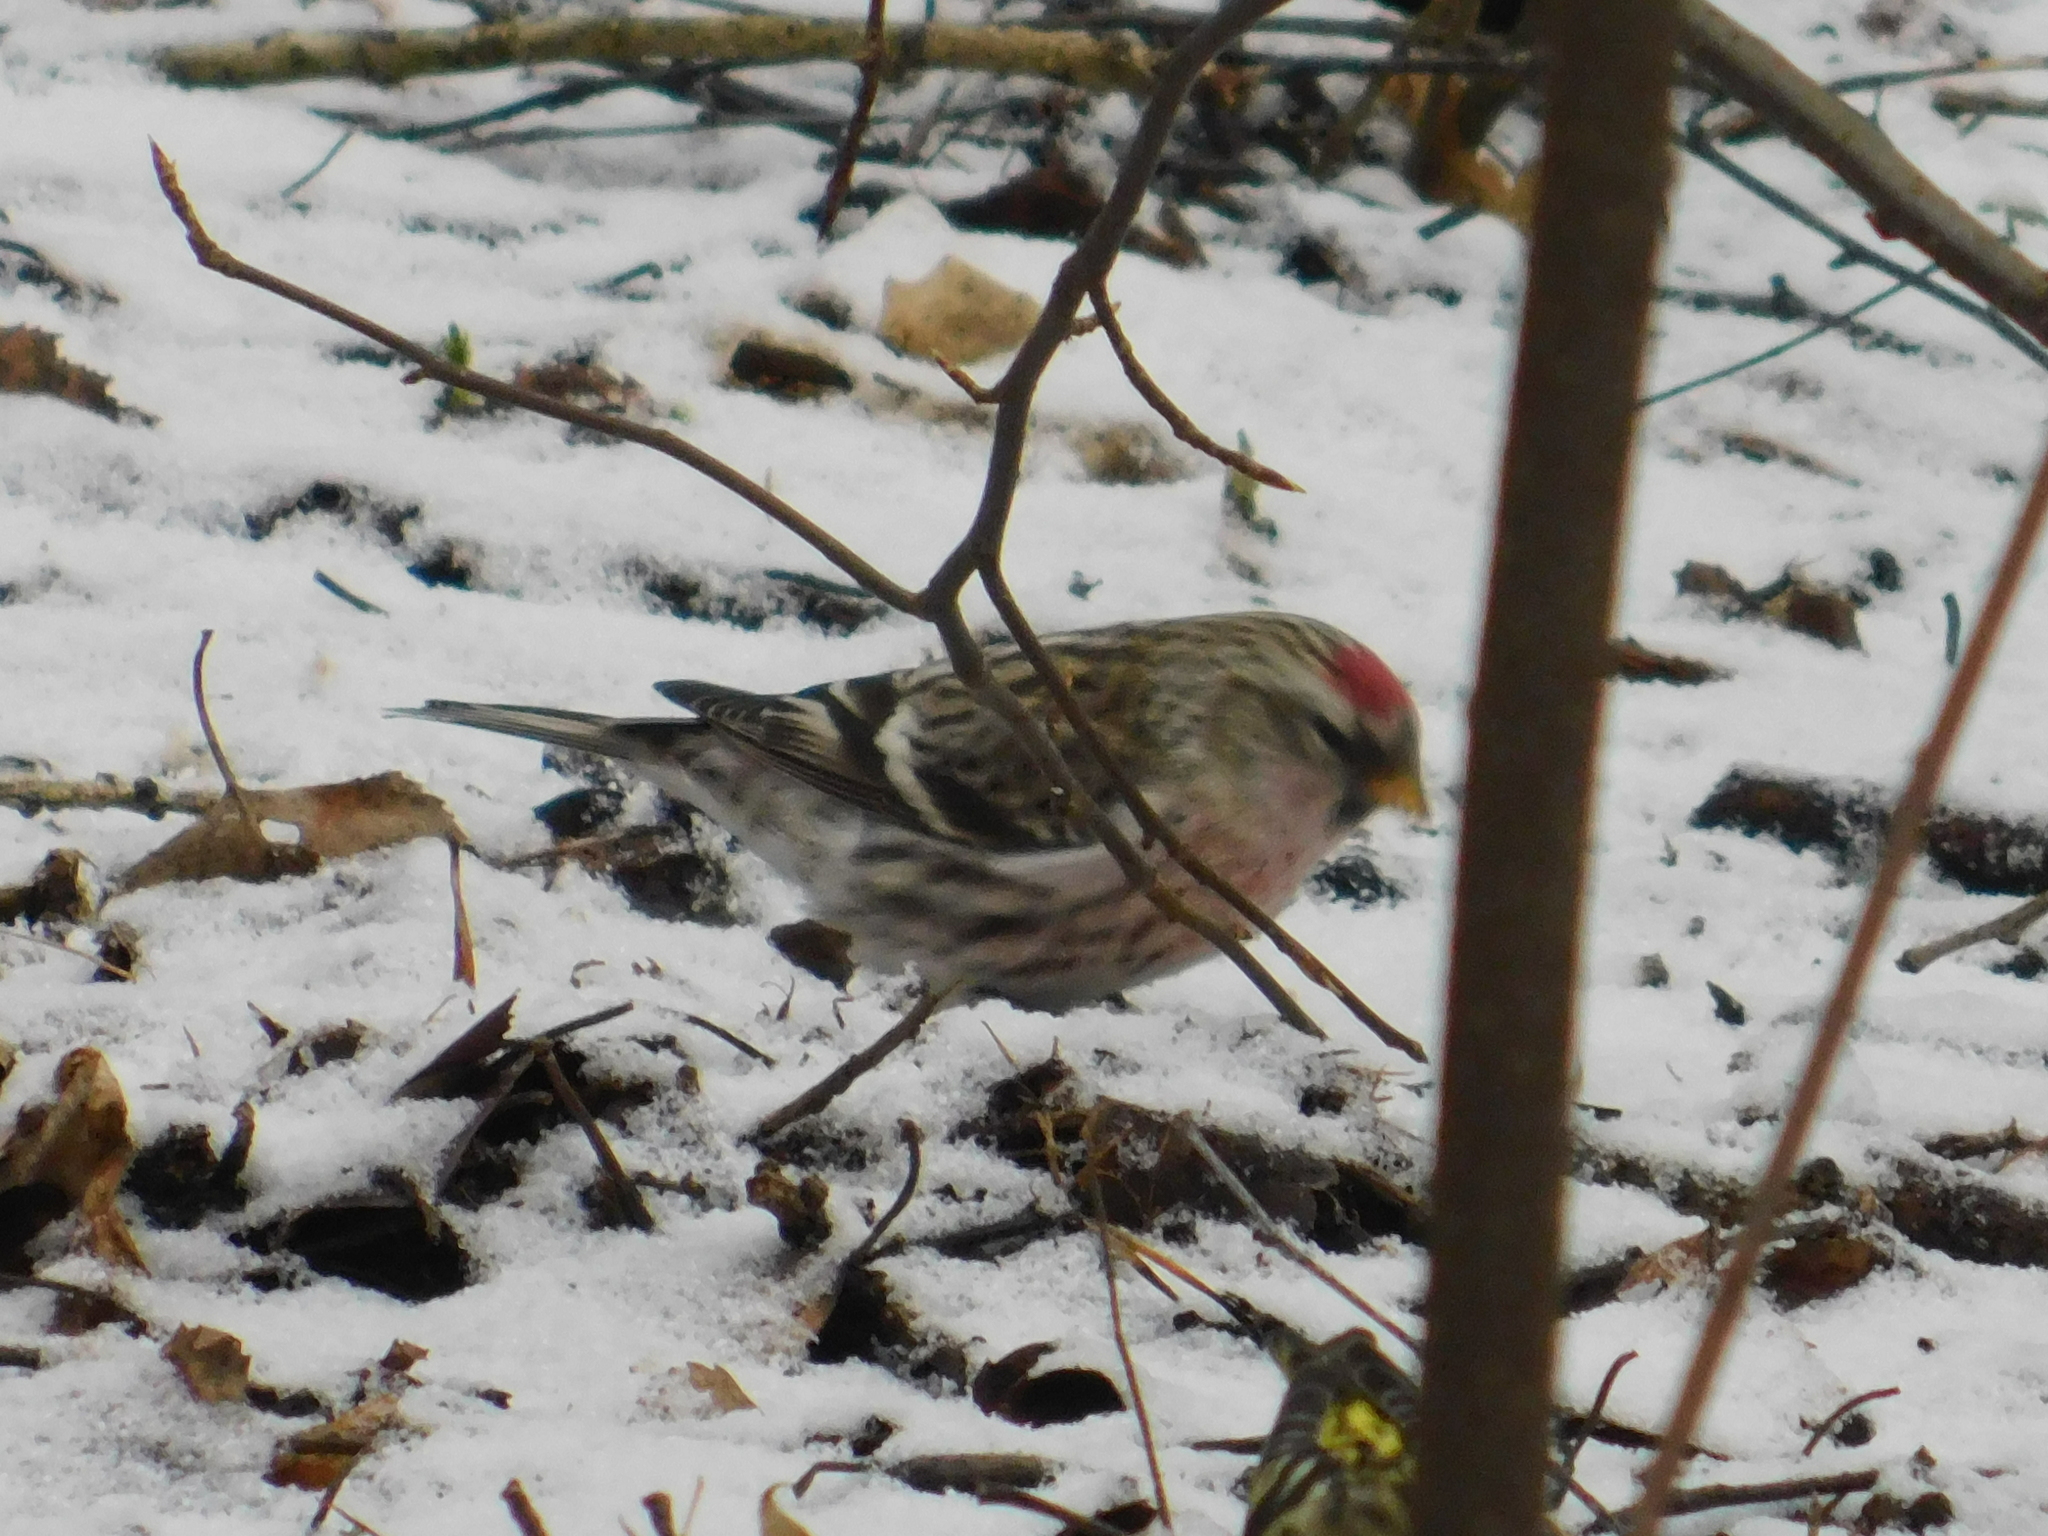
[398, 611, 1424, 1008]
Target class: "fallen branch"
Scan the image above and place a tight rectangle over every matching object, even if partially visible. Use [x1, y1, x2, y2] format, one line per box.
[1896, 889, 2048, 972]
[159, 17, 1166, 92]
[1677, 0, 2048, 347]
[0, 774, 214, 818]
[1931, 85, 2048, 121]
[1625, 1468, 1879, 1526]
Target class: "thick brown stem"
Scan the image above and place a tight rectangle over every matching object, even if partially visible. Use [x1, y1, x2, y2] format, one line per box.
[1417, 1, 1679, 1532]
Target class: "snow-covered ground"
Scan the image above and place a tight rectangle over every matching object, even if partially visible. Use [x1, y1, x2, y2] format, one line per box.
[7, 0, 2048, 1530]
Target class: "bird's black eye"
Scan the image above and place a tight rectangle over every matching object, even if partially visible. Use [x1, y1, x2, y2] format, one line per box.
[1314, 718, 1353, 758]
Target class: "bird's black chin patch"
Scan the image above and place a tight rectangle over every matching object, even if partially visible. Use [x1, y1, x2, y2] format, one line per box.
[1330, 785, 1372, 830]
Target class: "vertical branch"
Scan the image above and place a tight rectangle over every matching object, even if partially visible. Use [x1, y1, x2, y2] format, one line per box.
[1415, 3, 1679, 1535]
[816, 0, 888, 243]
[1630, 434, 2048, 1533]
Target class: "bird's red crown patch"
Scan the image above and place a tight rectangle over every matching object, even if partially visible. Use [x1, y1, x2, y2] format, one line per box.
[1328, 643, 1410, 722]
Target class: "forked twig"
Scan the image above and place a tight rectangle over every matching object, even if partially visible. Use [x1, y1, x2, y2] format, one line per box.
[1632, 430, 2048, 1532]
[815, 0, 888, 242]
[1087, 281, 1301, 491]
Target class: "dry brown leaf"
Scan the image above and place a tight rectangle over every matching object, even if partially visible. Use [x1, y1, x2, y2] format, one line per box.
[0, 325, 144, 422]
[118, 773, 464, 893]
[686, 1361, 758, 1414]
[0, 1047, 145, 1270]
[266, 1392, 408, 1491]
[880, 257, 1041, 365]
[759, 1485, 814, 1536]
[0, 848, 97, 927]
[162, 1323, 252, 1404]
[1617, 1228, 1719, 1296]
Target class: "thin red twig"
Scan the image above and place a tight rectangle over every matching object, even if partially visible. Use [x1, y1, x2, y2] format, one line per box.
[1633, 433, 2048, 1531]
[1088, 281, 1301, 491]
[1800, 1385, 1900, 1456]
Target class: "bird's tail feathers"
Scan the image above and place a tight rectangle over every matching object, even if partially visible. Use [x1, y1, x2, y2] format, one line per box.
[392, 700, 701, 765]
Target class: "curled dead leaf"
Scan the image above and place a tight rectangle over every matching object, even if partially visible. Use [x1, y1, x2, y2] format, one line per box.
[687, 1361, 758, 1414]
[760, 1484, 814, 1536]
[0, 1047, 145, 1270]
[0, 324, 148, 423]
[266, 1392, 408, 1490]
[0, 848, 97, 927]
[117, 772, 464, 893]
[162, 1323, 251, 1404]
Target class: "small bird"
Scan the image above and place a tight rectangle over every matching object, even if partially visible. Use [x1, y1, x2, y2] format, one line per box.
[1243, 1327, 1420, 1536]
[397, 611, 1424, 1010]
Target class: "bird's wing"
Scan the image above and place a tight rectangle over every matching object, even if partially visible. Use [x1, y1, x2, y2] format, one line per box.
[655, 666, 1113, 853]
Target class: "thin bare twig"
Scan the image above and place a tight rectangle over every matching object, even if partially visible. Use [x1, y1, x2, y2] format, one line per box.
[192, 630, 256, 825]
[673, 1010, 776, 1066]
[1652, 1468, 1879, 1520]
[749, 986, 946, 1142]
[815, 0, 888, 243]
[975, 1488, 1150, 1536]
[1896, 889, 2048, 972]
[150, 145, 922, 614]
[0, 927, 138, 982]
[537, 1042, 655, 1231]
[1633, 424, 2048, 1532]
[980, 572, 1425, 1058]
[448, 839, 477, 987]
[1174, 1117, 1418, 1351]
[0, 775, 214, 818]
[1638, 264, 1933, 409]
[1087, 282, 1300, 491]
[1089, 1179, 1174, 1535]
[1678, 127, 2048, 372]
[845, 1119, 923, 1267]
[1800, 1385, 1899, 1456]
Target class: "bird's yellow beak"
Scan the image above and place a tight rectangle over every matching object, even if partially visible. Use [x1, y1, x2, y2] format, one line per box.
[1371, 767, 1431, 825]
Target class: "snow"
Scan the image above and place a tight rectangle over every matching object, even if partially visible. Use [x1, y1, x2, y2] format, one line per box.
[6, 0, 2048, 1530]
